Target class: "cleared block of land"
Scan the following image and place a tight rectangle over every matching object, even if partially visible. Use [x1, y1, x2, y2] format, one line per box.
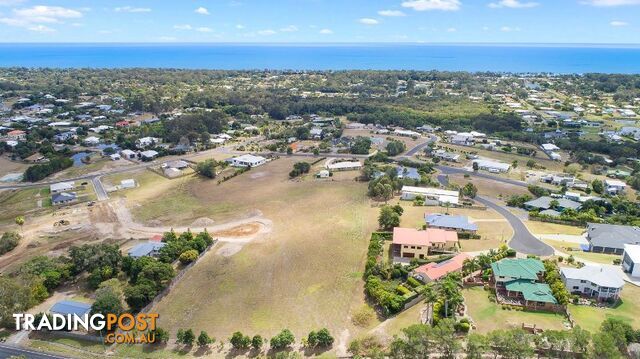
[147, 158, 378, 342]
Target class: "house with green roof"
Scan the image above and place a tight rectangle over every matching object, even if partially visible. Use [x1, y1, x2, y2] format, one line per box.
[491, 258, 545, 286]
[491, 258, 561, 311]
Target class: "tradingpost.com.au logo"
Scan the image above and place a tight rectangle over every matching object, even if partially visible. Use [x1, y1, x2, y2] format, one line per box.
[14, 313, 159, 344]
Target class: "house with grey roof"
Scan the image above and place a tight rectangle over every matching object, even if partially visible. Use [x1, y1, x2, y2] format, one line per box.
[561, 265, 625, 301]
[587, 223, 640, 255]
[128, 242, 166, 259]
[425, 213, 478, 233]
[524, 196, 582, 212]
[52, 192, 77, 205]
[50, 300, 92, 316]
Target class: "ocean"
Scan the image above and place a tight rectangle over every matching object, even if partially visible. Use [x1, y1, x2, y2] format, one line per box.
[0, 43, 639, 74]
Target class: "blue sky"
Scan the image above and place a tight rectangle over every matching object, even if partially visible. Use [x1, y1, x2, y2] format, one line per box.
[0, 0, 639, 43]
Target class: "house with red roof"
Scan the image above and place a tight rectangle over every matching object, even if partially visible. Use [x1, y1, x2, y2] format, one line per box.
[411, 253, 470, 283]
[7, 129, 26, 141]
[392, 227, 458, 262]
[116, 121, 130, 128]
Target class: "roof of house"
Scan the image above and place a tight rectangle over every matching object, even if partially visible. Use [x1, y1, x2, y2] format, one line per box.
[561, 265, 625, 289]
[396, 166, 421, 180]
[424, 214, 478, 231]
[50, 181, 74, 192]
[505, 279, 557, 304]
[587, 223, 640, 250]
[52, 192, 76, 203]
[140, 150, 159, 158]
[491, 258, 545, 281]
[412, 253, 470, 282]
[50, 300, 91, 316]
[524, 196, 582, 211]
[392, 227, 458, 247]
[624, 244, 640, 263]
[128, 242, 166, 258]
[232, 154, 266, 163]
[401, 186, 460, 204]
[472, 159, 511, 171]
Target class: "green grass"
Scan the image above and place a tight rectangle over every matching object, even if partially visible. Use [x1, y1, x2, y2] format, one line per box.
[568, 284, 640, 333]
[543, 239, 620, 265]
[463, 286, 568, 333]
[0, 187, 52, 224]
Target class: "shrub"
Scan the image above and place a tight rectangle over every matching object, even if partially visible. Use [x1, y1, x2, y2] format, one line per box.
[178, 249, 199, 264]
[352, 305, 375, 327]
[0, 231, 21, 255]
[270, 329, 295, 350]
[406, 276, 421, 288]
[396, 285, 412, 295]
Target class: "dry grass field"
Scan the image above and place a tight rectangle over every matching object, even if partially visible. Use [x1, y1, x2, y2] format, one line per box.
[0, 156, 30, 178]
[445, 174, 530, 199]
[111, 158, 380, 353]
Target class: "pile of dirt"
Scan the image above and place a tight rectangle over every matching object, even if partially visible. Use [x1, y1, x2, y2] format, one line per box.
[191, 217, 216, 227]
[214, 223, 261, 237]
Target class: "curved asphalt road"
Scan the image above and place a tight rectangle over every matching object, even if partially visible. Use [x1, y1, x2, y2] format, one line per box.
[437, 173, 554, 256]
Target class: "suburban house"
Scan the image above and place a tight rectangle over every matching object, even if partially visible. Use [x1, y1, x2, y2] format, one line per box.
[604, 179, 626, 195]
[560, 265, 625, 301]
[128, 242, 167, 259]
[392, 227, 458, 262]
[491, 258, 559, 311]
[140, 150, 159, 161]
[472, 159, 511, 173]
[120, 149, 137, 160]
[622, 244, 640, 277]
[52, 192, 77, 205]
[7, 129, 26, 141]
[396, 166, 421, 180]
[50, 300, 92, 317]
[50, 181, 75, 193]
[136, 136, 160, 149]
[326, 160, 362, 171]
[401, 186, 460, 206]
[586, 223, 640, 255]
[228, 154, 267, 168]
[432, 149, 460, 162]
[83, 136, 101, 146]
[450, 132, 475, 146]
[411, 253, 470, 283]
[524, 196, 582, 212]
[424, 213, 478, 233]
[120, 179, 136, 189]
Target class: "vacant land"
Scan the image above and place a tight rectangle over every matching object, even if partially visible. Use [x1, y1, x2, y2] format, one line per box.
[0, 187, 52, 225]
[568, 284, 640, 333]
[445, 174, 529, 199]
[525, 221, 585, 236]
[123, 158, 379, 352]
[463, 286, 568, 333]
[542, 239, 620, 265]
[0, 156, 29, 178]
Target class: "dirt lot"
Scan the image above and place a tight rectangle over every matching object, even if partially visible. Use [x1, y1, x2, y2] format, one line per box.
[0, 156, 30, 178]
[445, 173, 530, 199]
[129, 158, 380, 350]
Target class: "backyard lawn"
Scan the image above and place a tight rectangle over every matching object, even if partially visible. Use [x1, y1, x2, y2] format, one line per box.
[568, 284, 640, 333]
[463, 286, 569, 333]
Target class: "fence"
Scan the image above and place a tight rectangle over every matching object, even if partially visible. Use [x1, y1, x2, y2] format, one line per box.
[139, 239, 218, 314]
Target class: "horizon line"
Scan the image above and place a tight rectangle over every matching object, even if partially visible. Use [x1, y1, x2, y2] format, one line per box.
[1, 41, 640, 48]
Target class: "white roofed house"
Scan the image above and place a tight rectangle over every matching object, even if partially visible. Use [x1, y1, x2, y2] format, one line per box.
[325, 159, 362, 171]
[120, 149, 137, 160]
[561, 265, 625, 301]
[472, 159, 510, 173]
[83, 136, 101, 146]
[622, 244, 640, 278]
[450, 132, 474, 146]
[401, 186, 459, 206]
[140, 150, 159, 161]
[228, 154, 267, 168]
[50, 181, 75, 193]
[136, 136, 160, 149]
[604, 179, 626, 195]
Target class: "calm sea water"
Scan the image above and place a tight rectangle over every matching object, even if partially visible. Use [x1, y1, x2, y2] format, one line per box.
[0, 44, 639, 74]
